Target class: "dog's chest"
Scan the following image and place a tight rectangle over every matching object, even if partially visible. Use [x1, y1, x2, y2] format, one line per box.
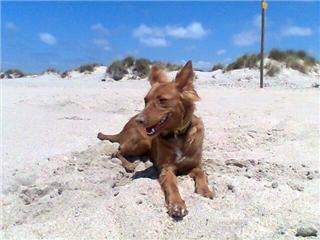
[154, 135, 190, 166]
[174, 146, 186, 163]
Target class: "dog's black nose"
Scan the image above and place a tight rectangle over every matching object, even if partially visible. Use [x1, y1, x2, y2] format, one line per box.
[135, 114, 145, 124]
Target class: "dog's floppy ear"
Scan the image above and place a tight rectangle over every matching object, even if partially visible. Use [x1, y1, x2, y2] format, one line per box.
[149, 65, 169, 86]
[175, 60, 200, 101]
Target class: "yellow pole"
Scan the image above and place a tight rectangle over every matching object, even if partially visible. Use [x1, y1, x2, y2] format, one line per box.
[260, 0, 267, 88]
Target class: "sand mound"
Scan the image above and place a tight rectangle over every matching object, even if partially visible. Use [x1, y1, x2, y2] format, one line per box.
[2, 128, 319, 239]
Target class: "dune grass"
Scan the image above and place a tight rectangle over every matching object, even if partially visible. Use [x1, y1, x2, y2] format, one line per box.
[78, 64, 99, 73]
[269, 49, 317, 67]
[211, 63, 225, 71]
[226, 54, 261, 71]
[225, 49, 317, 74]
[1, 69, 26, 78]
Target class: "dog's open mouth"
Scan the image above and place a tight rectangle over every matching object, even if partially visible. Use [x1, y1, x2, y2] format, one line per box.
[146, 114, 169, 136]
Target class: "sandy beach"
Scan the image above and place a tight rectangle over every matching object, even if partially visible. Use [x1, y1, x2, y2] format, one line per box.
[1, 68, 319, 239]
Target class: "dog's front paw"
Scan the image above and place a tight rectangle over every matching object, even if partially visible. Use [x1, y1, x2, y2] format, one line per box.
[167, 201, 188, 219]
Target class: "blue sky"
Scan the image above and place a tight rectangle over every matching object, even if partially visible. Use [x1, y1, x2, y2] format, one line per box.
[2, 1, 319, 72]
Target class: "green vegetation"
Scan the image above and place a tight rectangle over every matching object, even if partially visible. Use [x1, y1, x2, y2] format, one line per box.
[164, 63, 181, 71]
[122, 56, 135, 68]
[151, 61, 181, 71]
[133, 58, 151, 78]
[46, 68, 60, 74]
[268, 49, 287, 61]
[269, 49, 316, 67]
[107, 60, 128, 81]
[268, 49, 317, 74]
[78, 64, 99, 73]
[225, 49, 318, 75]
[226, 54, 260, 71]
[211, 63, 225, 71]
[1, 69, 26, 78]
[107, 57, 153, 80]
[61, 71, 70, 78]
[265, 63, 281, 77]
[285, 57, 307, 74]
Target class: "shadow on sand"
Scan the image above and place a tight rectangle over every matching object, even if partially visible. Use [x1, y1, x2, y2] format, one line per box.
[132, 165, 159, 180]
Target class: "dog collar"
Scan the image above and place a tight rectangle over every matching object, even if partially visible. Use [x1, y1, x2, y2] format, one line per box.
[174, 118, 192, 136]
[161, 117, 192, 139]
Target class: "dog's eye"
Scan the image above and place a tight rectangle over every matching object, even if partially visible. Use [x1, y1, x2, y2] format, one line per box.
[144, 97, 147, 105]
[159, 97, 168, 104]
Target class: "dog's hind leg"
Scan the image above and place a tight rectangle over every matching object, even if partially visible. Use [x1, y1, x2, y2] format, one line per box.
[97, 132, 136, 172]
[189, 167, 214, 199]
[97, 132, 120, 143]
[112, 151, 137, 173]
[114, 139, 150, 172]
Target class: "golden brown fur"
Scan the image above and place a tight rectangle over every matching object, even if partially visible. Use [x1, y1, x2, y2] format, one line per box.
[97, 116, 150, 172]
[98, 61, 214, 218]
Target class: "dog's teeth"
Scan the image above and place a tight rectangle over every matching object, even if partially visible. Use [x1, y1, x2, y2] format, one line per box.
[160, 117, 166, 124]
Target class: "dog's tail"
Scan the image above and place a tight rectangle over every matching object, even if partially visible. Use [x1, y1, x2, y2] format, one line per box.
[97, 132, 120, 143]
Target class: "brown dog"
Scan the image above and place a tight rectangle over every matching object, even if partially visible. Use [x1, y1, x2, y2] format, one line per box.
[97, 63, 172, 172]
[98, 61, 214, 218]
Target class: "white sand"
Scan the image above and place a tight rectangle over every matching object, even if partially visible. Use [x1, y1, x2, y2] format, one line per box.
[1, 67, 319, 239]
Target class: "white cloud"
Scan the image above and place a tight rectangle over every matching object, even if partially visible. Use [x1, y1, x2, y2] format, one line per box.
[5, 22, 16, 30]
[39, 33, 57, 45]
[93, 38, 111, 51]
[217, 49, 226, 55]
[133, 22, 209, 47]
[133, 24, 163, 38]
[252, 14, 267, 28]
[282, 26, 312, 37]
[165, 22, 208, 39]
[253, 14, 271, 29]
[139, 37, 169, 47]
[91, 23, 108, 35]
[232, 15, 262, 47]
[233, 30, 259, 46]
[253, 15, 261, 28]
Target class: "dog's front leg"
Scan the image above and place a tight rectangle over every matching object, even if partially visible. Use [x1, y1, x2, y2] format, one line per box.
[189, 167, 214, 199]
[159, 167, 188, 219]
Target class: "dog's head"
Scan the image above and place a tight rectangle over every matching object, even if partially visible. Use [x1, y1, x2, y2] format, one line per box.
[136, 60, 199, 137]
